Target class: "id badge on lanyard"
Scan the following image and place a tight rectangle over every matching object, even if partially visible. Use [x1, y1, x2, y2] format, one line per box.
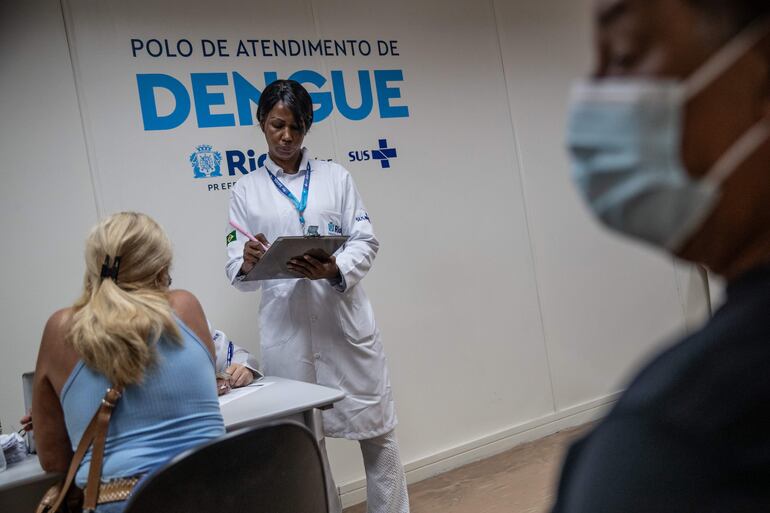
[265, 162, 312, 229]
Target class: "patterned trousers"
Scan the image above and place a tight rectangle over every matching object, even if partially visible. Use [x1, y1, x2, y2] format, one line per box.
[322, 429, 410, 513]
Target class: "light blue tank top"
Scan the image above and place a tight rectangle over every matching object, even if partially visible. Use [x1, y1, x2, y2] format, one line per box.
[61, 317, 225, 487]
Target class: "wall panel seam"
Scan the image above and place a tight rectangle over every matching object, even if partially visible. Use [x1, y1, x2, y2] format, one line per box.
[58, 0, 103, 218]
[308, 0, 341, 164]
[489, 0, 557, 413]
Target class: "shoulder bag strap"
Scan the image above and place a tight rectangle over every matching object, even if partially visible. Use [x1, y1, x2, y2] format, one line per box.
[49, 386, 124, 513]
[82, 386, 123, 511]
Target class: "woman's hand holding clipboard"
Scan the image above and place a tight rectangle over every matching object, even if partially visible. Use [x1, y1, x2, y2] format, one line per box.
[230, 220, 347, 281]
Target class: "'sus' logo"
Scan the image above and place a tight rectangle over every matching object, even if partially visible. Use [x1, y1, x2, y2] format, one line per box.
[189, 144, 223, 178]
[347, 138, 398, 169]
[371, 139, 397, 169]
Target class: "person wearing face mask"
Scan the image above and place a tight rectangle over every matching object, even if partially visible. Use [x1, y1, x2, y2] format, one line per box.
[552, 1, 770, 512]
[225, 80, 409, 513]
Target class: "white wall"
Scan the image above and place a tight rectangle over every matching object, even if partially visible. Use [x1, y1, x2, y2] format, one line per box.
[0, 0, 707, 505]
[493, 0, 689, 411]
[0, 0, 98, 432]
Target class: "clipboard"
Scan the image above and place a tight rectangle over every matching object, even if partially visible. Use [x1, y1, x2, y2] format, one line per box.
[242, 235, 349, 281]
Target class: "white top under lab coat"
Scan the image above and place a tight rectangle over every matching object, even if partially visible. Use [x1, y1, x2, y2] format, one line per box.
[225, 148, 396, 439]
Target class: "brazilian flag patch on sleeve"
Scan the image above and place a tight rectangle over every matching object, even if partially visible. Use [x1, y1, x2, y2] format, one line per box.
[226, 230, 237, 245]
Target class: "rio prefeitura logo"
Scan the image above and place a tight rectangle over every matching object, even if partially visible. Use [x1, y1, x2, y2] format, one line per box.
[189, 144, 223, 178]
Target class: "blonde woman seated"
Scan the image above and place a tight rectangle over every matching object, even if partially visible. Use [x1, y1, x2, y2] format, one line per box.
[32, 212, 225, 512]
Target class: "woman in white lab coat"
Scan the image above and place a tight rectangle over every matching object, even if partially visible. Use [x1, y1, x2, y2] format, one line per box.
[225, 79, 409, 513]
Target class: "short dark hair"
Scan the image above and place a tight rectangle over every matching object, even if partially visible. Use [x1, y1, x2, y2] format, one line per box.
[256, 80, 314, 134]
[687, 0, 770, 32]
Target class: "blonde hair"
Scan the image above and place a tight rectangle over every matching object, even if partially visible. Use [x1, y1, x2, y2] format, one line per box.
[68, 212, 180, 386]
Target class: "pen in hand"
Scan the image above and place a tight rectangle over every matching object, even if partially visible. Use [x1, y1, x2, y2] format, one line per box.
[229, 220, 270, 251]
[215, 341, 236, 395]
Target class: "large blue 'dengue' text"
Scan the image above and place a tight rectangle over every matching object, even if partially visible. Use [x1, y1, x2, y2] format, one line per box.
[132, 38, 410, 131]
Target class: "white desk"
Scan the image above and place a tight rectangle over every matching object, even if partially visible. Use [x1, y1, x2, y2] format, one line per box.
[219, 376, 343, 431]
[0, 376, 344, 512]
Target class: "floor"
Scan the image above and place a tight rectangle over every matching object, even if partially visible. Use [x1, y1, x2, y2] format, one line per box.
[343, 425, 588, 513]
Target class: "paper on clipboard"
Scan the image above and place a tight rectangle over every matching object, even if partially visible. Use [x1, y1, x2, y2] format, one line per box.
[242, 235, 348, 281]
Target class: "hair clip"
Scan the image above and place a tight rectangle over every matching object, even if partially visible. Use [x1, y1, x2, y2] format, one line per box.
[100, 255, 122, 283]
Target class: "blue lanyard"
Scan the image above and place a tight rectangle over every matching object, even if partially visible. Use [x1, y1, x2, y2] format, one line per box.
[265, 162, 312, 227]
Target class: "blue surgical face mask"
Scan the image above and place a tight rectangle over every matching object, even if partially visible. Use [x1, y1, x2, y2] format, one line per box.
[567, 23, 770, 251]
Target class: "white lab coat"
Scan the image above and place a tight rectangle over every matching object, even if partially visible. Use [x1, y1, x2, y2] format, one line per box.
[210, 328, 261, 375]
[225, 148, 396, 439]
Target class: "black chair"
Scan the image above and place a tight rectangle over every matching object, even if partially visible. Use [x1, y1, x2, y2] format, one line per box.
[123, 420, 329, 513]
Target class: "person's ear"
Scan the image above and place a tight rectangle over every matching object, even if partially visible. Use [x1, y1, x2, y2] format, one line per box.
[155, 267, 170, 288]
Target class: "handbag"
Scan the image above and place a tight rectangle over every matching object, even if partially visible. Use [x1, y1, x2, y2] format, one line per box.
[36, 386, 124, 513]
